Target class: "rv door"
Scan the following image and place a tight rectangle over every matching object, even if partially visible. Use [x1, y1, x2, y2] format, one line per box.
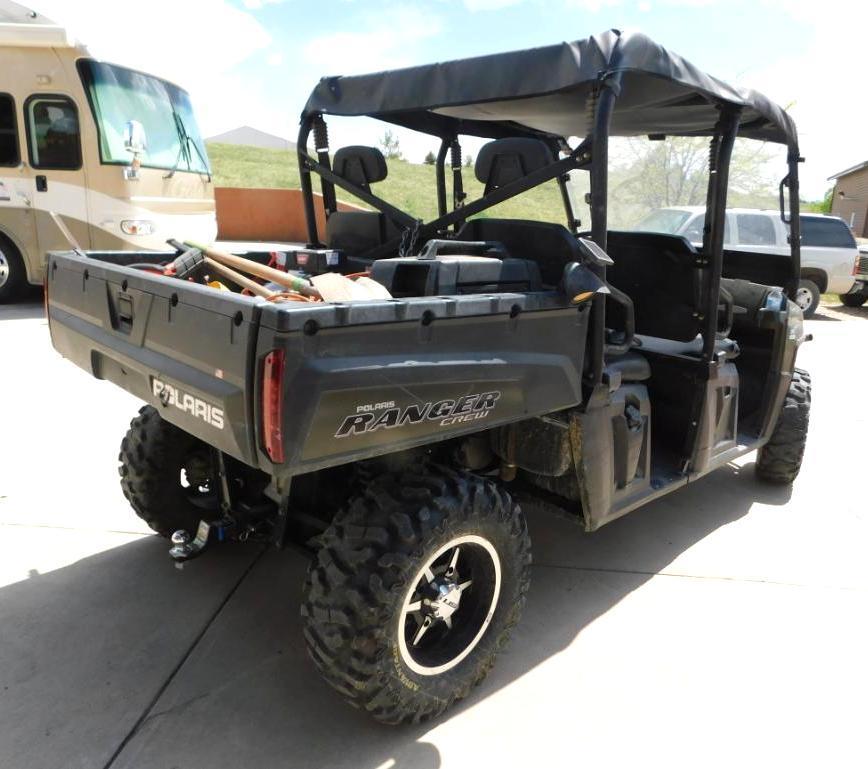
[23, 94, 91, 258]
[0, 92, 40, 282]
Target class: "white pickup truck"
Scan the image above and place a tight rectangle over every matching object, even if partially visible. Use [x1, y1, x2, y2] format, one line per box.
[635, 207, 858, 316]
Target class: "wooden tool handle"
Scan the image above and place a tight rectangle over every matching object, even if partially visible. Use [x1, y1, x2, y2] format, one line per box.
[187, 241, 321, 298]
[203, 257, 275, 299]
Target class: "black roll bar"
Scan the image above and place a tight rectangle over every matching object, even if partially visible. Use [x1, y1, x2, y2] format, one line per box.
[785, 152, 802, 299]
[435, 138, 449, 217]
[701, 107, 741, 361]
[297, 114, 322, 246]
[587, 72, 622, 384]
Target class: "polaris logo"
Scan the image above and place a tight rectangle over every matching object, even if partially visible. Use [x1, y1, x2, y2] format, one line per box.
[335, 391, 501, 438]
[152, 378, 225, 430]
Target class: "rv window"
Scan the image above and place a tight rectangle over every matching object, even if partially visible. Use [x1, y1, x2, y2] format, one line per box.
[26, 97, 81, 171]
[0, 94, 18, 166]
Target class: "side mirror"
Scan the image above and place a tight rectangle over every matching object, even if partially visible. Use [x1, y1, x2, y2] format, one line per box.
[123, 120, 147, 155]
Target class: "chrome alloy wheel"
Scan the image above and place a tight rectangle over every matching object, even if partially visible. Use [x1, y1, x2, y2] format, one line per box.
[794, 285, 813, 311]
[0, 249, 9, 289]
[397, 534, 501, 676]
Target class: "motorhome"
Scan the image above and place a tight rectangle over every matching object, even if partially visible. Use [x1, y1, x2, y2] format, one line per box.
[0, 1, 216, 300]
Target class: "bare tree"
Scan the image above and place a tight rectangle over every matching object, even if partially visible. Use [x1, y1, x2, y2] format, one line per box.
[610, 136, 778, 226]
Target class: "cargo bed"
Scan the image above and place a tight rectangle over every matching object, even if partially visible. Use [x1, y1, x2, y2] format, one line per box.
[46, 250, 591, 478]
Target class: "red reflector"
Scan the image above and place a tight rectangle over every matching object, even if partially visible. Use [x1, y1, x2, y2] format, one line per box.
[261, 350, 285, 463]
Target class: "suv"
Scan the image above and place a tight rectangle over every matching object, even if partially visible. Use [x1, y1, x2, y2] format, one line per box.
[46, 30, 811, 724]
[635, 207, 858, 316]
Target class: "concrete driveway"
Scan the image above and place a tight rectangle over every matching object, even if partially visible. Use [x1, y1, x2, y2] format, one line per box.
[1, 299, 866, 769]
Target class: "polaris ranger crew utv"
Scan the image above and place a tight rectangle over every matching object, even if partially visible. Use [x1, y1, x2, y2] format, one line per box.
[46, 30, 811, 724]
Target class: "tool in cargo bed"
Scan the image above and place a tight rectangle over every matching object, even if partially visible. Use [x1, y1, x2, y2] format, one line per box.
[185, 240, 323, 299]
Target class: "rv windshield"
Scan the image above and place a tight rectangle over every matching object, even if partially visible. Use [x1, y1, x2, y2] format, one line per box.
[78, 60, 210, 175]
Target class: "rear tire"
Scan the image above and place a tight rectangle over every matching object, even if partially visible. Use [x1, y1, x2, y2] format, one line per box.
[0, 237, 26, 303]
[795, 279, 820, 317]
[119, 406, 219, 536]
[755, 368, 811, 484]
[301, 464, 531, 724]
[840, 292, 867, 308]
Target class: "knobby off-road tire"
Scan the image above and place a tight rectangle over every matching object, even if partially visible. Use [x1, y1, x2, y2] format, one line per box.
[119, 405, 219, 536]
[755, 368, 811, 484]
[840, 292, 868, 308]
[301, 465, 531, 724]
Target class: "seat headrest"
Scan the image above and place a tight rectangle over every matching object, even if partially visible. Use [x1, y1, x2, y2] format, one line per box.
[475, 138, 554, 191]
[332, 145, 387, 190]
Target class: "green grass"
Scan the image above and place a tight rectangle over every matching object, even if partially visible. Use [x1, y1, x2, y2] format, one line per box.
[207, 141, 570, 224]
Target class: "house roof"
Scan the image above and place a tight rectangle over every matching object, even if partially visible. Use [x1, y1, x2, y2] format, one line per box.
[303, 29, 798, 148]
[828, 160, 868, 181]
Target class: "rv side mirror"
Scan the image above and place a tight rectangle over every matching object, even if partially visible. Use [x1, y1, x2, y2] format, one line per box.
[123, 120, 147, 155]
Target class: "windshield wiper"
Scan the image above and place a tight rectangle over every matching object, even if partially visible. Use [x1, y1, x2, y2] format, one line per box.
[164, 108, 211, 182]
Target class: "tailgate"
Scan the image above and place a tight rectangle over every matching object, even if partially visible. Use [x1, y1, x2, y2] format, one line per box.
[46, 251, 262, 466]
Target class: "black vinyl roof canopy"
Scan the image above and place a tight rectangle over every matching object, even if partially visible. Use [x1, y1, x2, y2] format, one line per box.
[302, 29, 798, 150]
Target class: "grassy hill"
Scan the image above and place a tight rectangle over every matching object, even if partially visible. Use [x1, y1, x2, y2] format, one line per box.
[206, 142, 570, 224]
[206, 141, 784, 229]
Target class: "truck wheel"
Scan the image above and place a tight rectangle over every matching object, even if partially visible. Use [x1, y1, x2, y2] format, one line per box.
[794, 279, 820, 317]
[301, 465, 531, 724]
[840, 292, 867, 308]
[0, 238, 25, 303]
[119, 406, 219, 537]
[755, 368, 811, 484]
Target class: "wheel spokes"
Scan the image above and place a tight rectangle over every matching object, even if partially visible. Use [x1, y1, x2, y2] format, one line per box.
[412, 616, 433, 646]
[458, 579, 473, 592]
[445, 546, 460, 576]
[406, 600, 423, 613]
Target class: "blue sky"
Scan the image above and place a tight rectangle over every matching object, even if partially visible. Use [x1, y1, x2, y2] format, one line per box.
[37, 0, 858, 198]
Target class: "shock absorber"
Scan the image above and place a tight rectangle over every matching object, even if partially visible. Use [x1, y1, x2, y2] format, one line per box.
[450, 140, 466, 215]
[313, 116, 337, 216]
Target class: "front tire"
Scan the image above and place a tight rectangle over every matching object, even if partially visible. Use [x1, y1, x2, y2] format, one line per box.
[301, 465, 531, 724]
[0, 238, 26, 303]
[795, 279, 820, 317]
[840, 292, 867, 308]
[119, 406, 219, 536]
[755, 368, 811, 484]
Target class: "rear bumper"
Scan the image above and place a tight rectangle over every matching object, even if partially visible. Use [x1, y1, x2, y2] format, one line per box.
[828, 275, 856, 295]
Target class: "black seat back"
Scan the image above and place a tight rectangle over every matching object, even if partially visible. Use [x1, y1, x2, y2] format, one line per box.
[327, 145, 395, 254]
[605, 231, 702, 342]
[475, 137, 554, 195]
[327, 211, 400, 255]
[331, 145, 387, 192]
[456, 219, 581, 286]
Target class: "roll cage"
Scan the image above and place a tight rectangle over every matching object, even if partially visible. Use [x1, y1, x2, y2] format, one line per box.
[295, 29, 801, 387]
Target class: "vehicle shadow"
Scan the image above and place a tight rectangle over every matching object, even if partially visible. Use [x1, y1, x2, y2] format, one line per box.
[0, 460, 791, 769]
[816, 302, 867, 321]
[0, 298, 44, 321]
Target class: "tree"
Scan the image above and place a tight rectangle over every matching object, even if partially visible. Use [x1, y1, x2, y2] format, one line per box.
[424, 150, 436, 165]
[610, 136, 778, 226]
[379, 130, 402, 160]
[464, 154, 473, 168]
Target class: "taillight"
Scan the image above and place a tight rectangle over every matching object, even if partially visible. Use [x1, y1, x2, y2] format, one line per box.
[261, 350, 285, 463]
